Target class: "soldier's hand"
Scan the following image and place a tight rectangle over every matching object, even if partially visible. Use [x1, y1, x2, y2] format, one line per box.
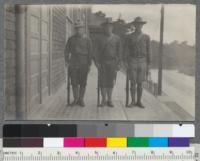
[147, 64, 151, 71]
[95, 63, 101, 70]
[116, 64, 121, 71]
[88, 59, 92, 67]
[124, 62, 128, 69]
[146, 64, 151, 76]
[65, 61, 71, 69]
[65, 63, 69, 68]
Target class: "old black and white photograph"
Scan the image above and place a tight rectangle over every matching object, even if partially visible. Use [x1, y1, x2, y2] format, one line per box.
[4, 4, 196, 121]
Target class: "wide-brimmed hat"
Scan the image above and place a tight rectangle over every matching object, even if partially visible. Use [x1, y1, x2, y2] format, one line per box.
[132, 17, 147, 25]
[74, 20, 84, 28]
[101, 17, 113, 27]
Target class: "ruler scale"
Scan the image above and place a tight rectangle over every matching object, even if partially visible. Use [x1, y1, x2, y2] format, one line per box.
[3, 147, 194, 161]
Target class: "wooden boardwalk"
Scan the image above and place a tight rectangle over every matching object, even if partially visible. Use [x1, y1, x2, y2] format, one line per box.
[29, 65, 194, 121]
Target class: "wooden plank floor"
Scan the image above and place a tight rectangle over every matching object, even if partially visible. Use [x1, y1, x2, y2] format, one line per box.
[29, 65, 194, 121]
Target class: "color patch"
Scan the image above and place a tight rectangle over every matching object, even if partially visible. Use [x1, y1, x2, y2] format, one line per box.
[64, 137, 84, 147]
[168, 138, 189, 147]
[149, 137, 168, 147]
[153, 124, 173, 137]
[172, 124, 194, 137]
[3, 138, 21, 147]
[107, 137, 127, 147]
[134, 125, 154, 137]
[21, 138, 43, 147]
[127, 137, 149, 147]
[3, 138, 43, 147]
[85, 138, 106, 147]
[77, 125, 97, 137]
[43, 138, 63, 147]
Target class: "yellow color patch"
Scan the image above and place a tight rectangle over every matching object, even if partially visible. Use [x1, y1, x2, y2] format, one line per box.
[107, 137, 127, 147]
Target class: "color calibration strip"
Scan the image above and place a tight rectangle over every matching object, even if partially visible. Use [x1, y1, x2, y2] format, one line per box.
[3, 124, 195, 137]
[3, 137, 190, 147]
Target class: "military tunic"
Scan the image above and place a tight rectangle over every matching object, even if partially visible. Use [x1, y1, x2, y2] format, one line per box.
[65, 34, 92, 87]
[99, 33, 122, 88]
[124, 32, 151, 83]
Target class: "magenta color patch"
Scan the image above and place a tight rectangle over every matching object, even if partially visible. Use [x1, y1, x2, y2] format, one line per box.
[64, 137, 84, 147]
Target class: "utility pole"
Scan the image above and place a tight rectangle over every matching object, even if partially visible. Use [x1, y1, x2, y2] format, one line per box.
[158, 5, 165, 95]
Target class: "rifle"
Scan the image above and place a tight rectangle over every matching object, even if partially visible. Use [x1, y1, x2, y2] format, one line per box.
[125, 69, 130, 107]
[67, 67, 71, 106]
[97, 68, 101, 107]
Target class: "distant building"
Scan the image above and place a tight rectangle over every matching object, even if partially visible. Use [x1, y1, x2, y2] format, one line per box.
[4, 5, 90, 119]
[88, 11, 129, 37]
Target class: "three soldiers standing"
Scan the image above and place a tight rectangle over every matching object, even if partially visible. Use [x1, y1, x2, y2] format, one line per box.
[65, 17, 151, 108]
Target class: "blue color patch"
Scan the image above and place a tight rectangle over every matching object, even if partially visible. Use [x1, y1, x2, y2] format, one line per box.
[149, 138, 168, 147]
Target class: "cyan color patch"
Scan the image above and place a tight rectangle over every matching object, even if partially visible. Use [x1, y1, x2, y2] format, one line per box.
[149, 137, 168, 147]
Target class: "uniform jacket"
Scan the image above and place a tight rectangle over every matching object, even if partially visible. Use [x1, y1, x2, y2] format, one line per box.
[65, 34, 93, 67]
[124, 32, 151, 65]
[98, 33, 122, 65]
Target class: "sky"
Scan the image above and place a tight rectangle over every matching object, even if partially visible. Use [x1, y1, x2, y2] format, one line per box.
[92, 4, 196, 45]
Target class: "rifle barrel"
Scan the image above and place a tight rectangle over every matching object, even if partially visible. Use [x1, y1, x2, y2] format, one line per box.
[97, 69, 101, 107]
[126, 69, 129, 107]
[67, 67, 70, 105]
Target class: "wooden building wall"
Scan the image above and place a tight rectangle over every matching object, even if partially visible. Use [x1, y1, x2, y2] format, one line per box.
[5, 5, 16, 119]
[51, 6, 66, 94]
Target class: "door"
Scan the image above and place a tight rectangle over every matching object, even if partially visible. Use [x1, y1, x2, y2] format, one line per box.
[26, 5, 50, 114]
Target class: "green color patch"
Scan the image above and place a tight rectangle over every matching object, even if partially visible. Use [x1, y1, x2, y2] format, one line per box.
[127, 137, 149, 147]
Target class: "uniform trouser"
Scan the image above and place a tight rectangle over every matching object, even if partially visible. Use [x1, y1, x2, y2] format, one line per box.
[99, 62, 117, 88]
[128, 58, 147, 83]
[128, 58, 147, 103]
[69, 65, 90, 87]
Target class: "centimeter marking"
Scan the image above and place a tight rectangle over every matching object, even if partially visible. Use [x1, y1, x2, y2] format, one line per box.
[3, 147, 195, 161]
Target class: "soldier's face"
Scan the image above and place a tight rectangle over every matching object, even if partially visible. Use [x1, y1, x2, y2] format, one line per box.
[75, 27, 84, 35]
[104, 25, 113, 34]
[134, 23, 143, 31]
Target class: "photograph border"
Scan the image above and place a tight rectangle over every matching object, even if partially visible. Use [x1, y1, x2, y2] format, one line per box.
[0, 0, 199, 143]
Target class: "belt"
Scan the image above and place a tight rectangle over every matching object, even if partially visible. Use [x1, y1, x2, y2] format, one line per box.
[128, 57, 146, 63]
[129, 55, 145, 58]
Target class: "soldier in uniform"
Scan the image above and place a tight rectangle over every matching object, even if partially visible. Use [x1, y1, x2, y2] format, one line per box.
[124, 17, 151, 108]
[65, 20, 93, 107]
[96, 18, 122, 107]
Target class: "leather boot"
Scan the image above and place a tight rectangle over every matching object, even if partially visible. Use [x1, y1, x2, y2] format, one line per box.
[71, 86, 79, 107]
[78, 86, 86, 107]
[136, 83, 145, 108]
[107, 88, 114, 107]
[100, 88, 107, 107]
